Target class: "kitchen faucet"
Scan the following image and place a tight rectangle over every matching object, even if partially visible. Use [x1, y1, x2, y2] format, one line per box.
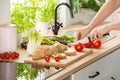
[50, 3, 74, 35]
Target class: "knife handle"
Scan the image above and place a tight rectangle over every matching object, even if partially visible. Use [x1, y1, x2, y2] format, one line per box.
[88, 33, 109, 41]
[103, 33, 109, 36]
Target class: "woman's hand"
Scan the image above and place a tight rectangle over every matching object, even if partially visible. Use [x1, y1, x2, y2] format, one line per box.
[75, 26, 91, 40]
[90, 24, 110, 40]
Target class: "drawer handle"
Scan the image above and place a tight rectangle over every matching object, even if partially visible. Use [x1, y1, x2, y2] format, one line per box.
[111, 77, 116, 80]
[88, 71, 100, 78]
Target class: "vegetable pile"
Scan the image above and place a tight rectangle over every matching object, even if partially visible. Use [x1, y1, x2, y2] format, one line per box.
[49, 34, 75, 45]
[21, 33, 75, 49]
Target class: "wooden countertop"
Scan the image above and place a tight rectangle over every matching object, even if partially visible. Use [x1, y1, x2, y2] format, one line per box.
[46, 24, 120, 80]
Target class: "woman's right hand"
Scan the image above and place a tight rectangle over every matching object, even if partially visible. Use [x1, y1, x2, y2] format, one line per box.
[75, 26, 91, 40]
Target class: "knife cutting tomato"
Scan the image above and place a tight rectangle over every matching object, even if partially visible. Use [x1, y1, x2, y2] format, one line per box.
[83, 41, 93, 48]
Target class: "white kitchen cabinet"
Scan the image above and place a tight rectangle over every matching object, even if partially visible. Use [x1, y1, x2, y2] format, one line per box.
[67, 48, 120, 80]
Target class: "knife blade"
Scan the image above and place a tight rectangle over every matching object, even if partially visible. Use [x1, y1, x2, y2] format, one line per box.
[70, 33, 110, 46]
[70, 37, 90, 46]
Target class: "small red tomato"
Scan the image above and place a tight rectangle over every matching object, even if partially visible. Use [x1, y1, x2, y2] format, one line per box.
[44, 66, 50, 70]
[0, 54, 5, 59]
[55, 67, 60, 70]
[14, 52, 19, 58]
[93, 39, 101, 48]
[11, 53, 16, 59]
[84, 41, 93, 48]
[5, 53, 11, 59]
[74, 43, 84, 52]
[55, 56, 60, 62]
[94, 39, 101, 44]
[45, 56, 50, 62]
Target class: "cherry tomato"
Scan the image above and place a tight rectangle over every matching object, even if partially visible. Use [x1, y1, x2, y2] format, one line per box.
[5, 53, 11, 59]
[45, 56, 50, 62]
[44, 66, 50, 70]
[55, 56, 60, 62]
[74, 43, 84, 52]
[95, 39, 101, 44]
[0, 54, 5, 59]
[93, 39, 101, 48]
[55, 67, 60, 70]
[13, 52, 19, 58]
[11, 53, 16, 59]
[15, 53, 19, 58]
[83, 41, 93, 48]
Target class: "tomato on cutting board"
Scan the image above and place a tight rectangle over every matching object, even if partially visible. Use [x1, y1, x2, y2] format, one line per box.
[54, 56, 60, 62]
[92, 39, 101, 48]
[44, 66, 50, 70]
[55, 67, 60, 70]
[83, 41, 93, 48]
[74, 43, 84, 52]
[45, 56, 50, 62]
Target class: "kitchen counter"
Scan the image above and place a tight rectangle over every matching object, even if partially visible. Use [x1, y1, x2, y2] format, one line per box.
[46, 24, 120, 80]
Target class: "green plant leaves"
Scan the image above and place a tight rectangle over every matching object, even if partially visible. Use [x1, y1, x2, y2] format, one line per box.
[11, 2, 37, 33]
[87, 0, 100, 12]
[69, 0, 79, 13]
[36, 0, 58, 23]
[11, 0, 58, 33]
[69, 0, 105, 13]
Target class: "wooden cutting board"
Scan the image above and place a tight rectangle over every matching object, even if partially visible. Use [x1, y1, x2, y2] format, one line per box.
[24, 47, 93, 68]
[0, 47, 93, 68]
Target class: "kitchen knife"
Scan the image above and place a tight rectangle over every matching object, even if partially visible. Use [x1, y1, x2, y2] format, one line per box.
[70, 33, 110, 46]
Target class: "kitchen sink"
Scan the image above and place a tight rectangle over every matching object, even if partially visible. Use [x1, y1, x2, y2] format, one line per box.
[63, 30, 116, 44]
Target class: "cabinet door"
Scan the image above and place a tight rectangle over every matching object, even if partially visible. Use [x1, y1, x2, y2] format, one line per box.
[72, 58, 110, 80]
[103, 48, 120, 80]
[72, 48, 120, 80]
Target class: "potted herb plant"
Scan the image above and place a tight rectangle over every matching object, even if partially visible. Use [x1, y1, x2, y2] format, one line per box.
[35, 0, 58, 36]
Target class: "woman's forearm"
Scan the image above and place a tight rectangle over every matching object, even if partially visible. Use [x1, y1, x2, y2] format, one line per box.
[88, 0, 120, 30]
[107, 21, 120, 31]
